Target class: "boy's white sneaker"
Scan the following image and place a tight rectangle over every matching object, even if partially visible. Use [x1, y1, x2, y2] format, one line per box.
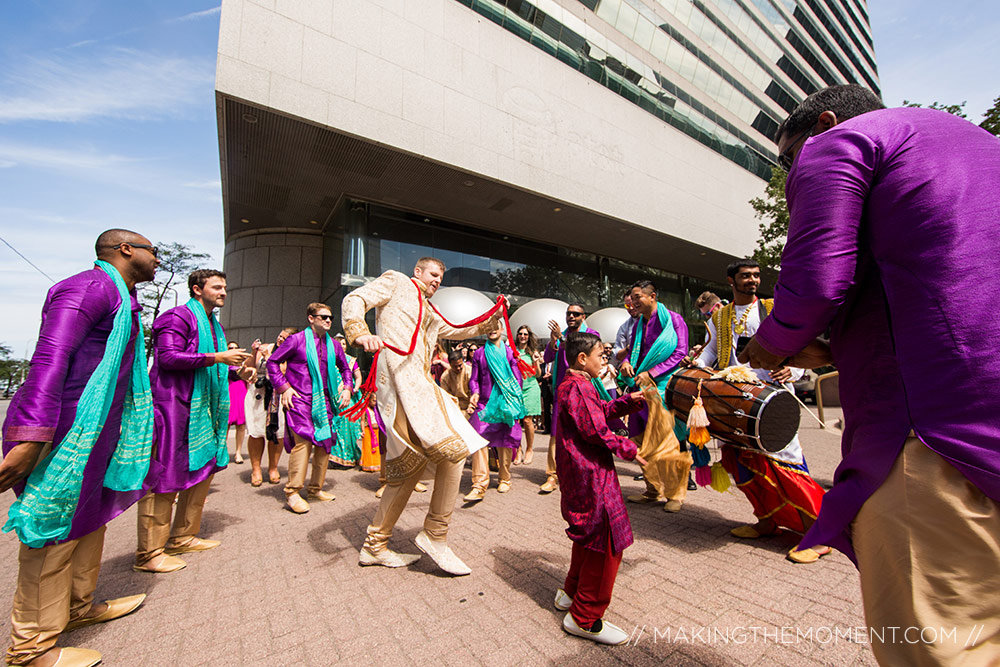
[562, 613, 629, 645]
[554, 588, 573, 611]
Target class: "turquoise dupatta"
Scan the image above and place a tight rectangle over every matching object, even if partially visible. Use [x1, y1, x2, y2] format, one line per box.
[4, 260, 154, 547]
[478, 342, 526, 426]
[303, 331, 342, 443]
[622, 302, 679, 395]
[185, 299, 230, 470]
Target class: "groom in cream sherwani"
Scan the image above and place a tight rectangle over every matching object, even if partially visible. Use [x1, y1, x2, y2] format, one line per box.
[343, 257, 501, 576]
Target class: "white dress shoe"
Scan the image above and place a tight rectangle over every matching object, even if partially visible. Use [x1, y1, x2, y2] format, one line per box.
[554, 588, 573, 611]
[414, 530, 471, 576]
[358, 546, 420, 568]
[562, 613, 629, 645]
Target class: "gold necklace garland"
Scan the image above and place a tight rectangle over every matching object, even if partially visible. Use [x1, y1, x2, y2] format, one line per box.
[733, 298, 757, 334]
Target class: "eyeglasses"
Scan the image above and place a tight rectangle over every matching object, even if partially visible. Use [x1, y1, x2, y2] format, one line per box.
[102, 242, 159, 257]
[566, 311, 585, 318]
[517, 332, 529, 336]
[777, 128, 813, 171]
[313, 314, 332, 321]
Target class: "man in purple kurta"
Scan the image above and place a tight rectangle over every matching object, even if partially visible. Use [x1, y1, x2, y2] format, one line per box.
[540, 304, 600, 494]
[267, 302, 352, 514]
[741, 85, 1000, 664]
[0, 230, 158, 666]
[134, 270, 248, 574]
[464, 329, 524, 500]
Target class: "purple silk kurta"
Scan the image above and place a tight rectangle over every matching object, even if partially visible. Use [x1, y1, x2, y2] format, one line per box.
[754, 108, 1000, 563]
[2, 268, 149, 544]
[555, 372, 642, 554]
[266, 330, 352, 453]
[467, 343, 523, 449]
[148, 305, 224, 495]
[624, 309, 688, 437]
[543, 326, 601, 441]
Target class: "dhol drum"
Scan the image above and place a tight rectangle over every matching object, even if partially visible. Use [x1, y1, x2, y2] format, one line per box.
[665, 367, 800, 453]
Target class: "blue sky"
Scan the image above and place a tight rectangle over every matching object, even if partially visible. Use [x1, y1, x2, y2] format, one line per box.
[1, 1, 997, 357]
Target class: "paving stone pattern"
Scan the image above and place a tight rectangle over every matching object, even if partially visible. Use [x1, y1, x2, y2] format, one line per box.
[0, 402, 876, 666]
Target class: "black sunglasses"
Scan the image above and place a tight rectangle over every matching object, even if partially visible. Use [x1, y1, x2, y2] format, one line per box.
[313, 314, 332, 321]
[566, 311, 585, 317]
[777, 128, 813, 171]
[103, 242, 159, 257]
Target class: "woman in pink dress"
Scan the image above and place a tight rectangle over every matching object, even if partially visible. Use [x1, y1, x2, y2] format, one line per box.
[227, 340, 249, 463]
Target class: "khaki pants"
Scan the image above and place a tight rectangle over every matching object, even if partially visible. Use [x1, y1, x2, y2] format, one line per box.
[545, 439, 557, 481]
[136, 476, 213, 564]
[364, 458, 463, 553]
[470, 447, 512, 490]
[853, 437, 1000, 666]
[284, 433, 330, 497]
[6, 526, 106, 665]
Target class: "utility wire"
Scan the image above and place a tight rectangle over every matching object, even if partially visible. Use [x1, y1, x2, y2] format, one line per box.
[0, 235, 55, 283]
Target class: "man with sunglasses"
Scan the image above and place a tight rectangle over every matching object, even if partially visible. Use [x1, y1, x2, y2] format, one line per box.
[1, 229, 158, 666]
[266, 303, 353, 514]
[741, 84, 1000, 664]
[540, 304, 600, 493]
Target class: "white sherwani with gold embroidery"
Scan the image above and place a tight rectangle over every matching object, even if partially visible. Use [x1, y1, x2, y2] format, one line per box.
[343, 270, 496, 481]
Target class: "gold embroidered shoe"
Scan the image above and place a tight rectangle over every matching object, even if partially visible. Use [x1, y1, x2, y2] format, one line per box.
[29, 647, 102, 667]
[307, 489, 335, 502]
[65, 594, 146, 631]
[664, 500, 683, 513]
[539, 477, 558, 494]
[164, 537, 220, 555]
[132, 553, 186, 574]
[358, 546, 421, 568]
[463, 487, 485, 502]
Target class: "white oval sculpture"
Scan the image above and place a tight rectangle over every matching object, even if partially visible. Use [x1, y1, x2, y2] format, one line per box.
[584, 307, 631, 343]
[509, 298, 570, 340]
[430, 286, 496, 328]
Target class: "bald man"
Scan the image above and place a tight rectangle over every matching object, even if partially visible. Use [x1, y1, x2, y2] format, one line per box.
[1, 229, 159, 666]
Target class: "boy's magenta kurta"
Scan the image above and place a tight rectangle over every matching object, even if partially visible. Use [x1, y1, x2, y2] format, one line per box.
[555, 372, 642, 554]
[2, 268, 149, 543]
[543, 326, 601, 440]
[467, 343, 523, 449]
[266, 330, 352, 453]
[148, 305, 224, 495]
[754, 107, 1000, 562]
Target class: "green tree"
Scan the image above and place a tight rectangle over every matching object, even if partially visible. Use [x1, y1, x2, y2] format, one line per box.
[138, 242, 212, 351]
[750, 166, 789, 273]
[0, 342, 27, 396]
[980, 95, 1000, 136]
[902, 99, 968, 118]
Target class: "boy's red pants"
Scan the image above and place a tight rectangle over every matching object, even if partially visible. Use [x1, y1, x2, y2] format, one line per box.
[563, 533, 623, 629]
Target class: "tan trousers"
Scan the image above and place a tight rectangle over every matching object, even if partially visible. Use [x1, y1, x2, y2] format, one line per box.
[470, 447, 512, 490]
[853, 437, 1000, 666]
[136, 476, 214, 563]
[364, 458, 463, 553]
[6, 526, 106, 665]
[284, 433, 330, 497]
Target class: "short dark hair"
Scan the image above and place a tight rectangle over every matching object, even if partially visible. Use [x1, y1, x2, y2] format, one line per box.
[726, 259, 759, 279]
[447, 349, 464, 363]
[630, 279, 656, 294]
[95, 228, 145, 258]
[775, 84, 885, 143]
[188, 269, 226, 297]
[566, 302, 586, 314]
[566, 331, 602, 364]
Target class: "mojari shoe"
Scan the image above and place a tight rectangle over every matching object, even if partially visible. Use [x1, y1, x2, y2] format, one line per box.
[786, 545, 832, 564]
[286, 493, 311, 514]
[664, 500, 683, 513]
[414, 482, 428, 493]
[554, 589, 573, 611]
[358, 546, 421, 568]
[374, 484, 386, 499]
[164, 537, 220, 555]
[132, 553, 187, 574]
[414, 530, 471, 576]
[562, 613, 629, 645]
[31, 647, 102, 667]
[730, 523, 781, 539]
[307, 489, 336, 502]
[627, 493, 664, 504]
[497, 481, 511, 493]
[539, 477, 558, 494]
[463, 487, 485, 502]
[64, 594, 146, 632]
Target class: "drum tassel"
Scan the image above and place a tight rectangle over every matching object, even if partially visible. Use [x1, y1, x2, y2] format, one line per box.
[687, 379, 712, 446]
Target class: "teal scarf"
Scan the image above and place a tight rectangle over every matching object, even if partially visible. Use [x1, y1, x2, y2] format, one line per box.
[185, 298, 230, 471]
[304, 331, 341, 442]
[622, 302, 679, 395]
[478, 342, 526, 426]
[552, 323, 610, 399]
[4, 260, 154, 547]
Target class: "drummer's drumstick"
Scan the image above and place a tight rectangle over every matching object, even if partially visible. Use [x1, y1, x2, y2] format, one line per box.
[789, 390, 827, 428]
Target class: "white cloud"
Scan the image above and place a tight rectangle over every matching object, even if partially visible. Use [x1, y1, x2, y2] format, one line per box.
[169, 6, 222, 23]
[0, 159, 15, 168]
[0, 48, 214, 123]
[0, 142, 137, 172]
[183, 179, 222, 189]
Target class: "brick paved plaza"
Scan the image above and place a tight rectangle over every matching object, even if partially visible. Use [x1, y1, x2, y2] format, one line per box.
[0, 402, 876, 666]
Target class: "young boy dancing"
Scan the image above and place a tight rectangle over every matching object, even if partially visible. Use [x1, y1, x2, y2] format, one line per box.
[554, 331, 647, 645]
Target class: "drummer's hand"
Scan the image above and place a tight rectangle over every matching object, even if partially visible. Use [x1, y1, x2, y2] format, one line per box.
[681, 345, 703, 367]
[787, 338, 833, 369]
[634, 454, 648, 467]
[770, 367, 793, 384]
[355, 334, 383, 353]
[620, 361, 635, 378]
[738, 336, 786, 370]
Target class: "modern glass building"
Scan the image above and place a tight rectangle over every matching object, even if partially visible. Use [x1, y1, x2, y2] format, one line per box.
[214, 0, 877, 343]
